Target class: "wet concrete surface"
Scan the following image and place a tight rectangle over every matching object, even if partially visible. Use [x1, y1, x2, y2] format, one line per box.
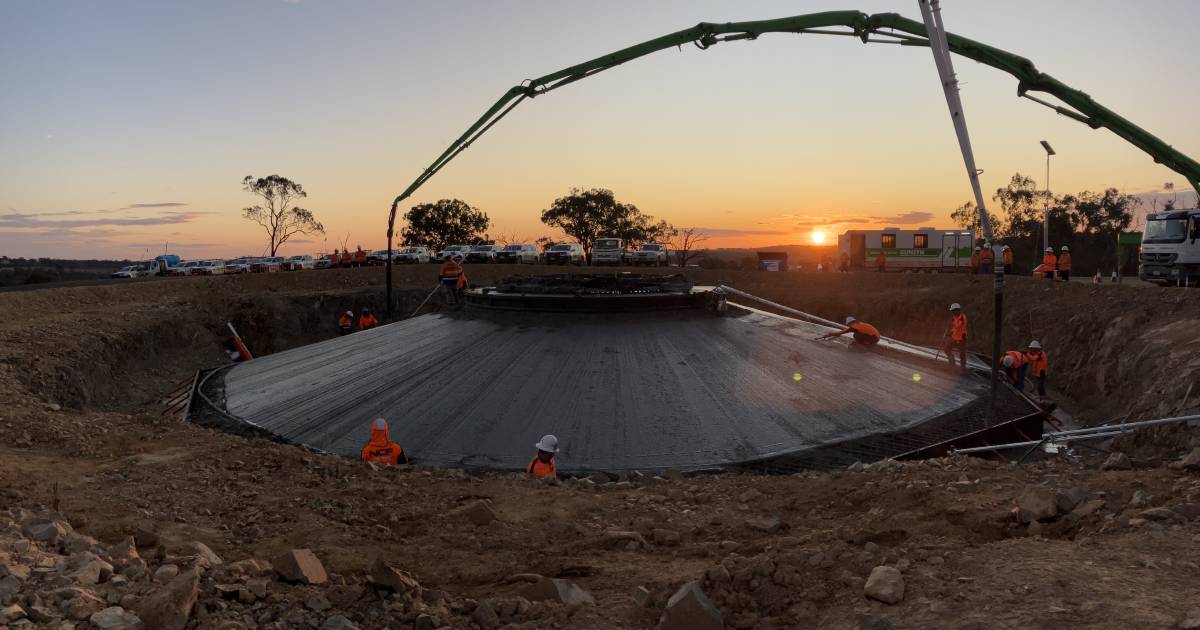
[217, 305, 990, 472]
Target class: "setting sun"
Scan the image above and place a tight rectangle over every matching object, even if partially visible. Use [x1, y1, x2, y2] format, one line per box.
[810, 230, 828, 245]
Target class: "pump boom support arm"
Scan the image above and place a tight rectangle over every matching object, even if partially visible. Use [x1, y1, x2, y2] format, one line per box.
[384, 10, 1200, 316]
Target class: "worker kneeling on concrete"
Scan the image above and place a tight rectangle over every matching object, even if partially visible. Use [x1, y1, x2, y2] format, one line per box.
[999, 350, 1028, 390]
[360, 418, 409, 465]
[359, 306, 379, 331]
[1022, 340, 1049, 397]
[338, 310, 354, 336]
[818, 316, 880, 348]
[527, 435, 558, 479]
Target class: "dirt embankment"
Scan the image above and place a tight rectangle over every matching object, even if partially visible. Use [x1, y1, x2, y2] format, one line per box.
[3, 265, 1197, 425]
[0, 266, 1199, 628]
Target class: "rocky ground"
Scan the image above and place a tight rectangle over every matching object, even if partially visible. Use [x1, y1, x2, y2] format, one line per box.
[1, 266, 1199, 629]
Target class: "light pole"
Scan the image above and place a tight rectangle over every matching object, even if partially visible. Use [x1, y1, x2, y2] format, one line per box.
[1040, 140, 1056, 252]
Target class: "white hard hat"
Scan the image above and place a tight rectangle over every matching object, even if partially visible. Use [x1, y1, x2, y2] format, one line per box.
[845, 316, 856, 325]
[1002, 245, 1010, 250]
[372, 418, 388, 431]
[1028, 340, 1042, 349]
[974, 246, 981, 251]
[345, 310, 353, 317]
[949, 303, 961, 311]
[1061, 245, 1069, 251]
[1002, 355, 1014, 367]
[535, 434, 559, 453]
[983, 242, 991, 247]
[1045, 247, 1053, 253]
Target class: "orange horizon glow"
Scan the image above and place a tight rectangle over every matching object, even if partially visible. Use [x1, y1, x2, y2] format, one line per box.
[0, 2, 1197, 260]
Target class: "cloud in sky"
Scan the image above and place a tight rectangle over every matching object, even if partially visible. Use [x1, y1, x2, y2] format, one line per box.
[868, 211, 935, 225]
[692, 227, 793, 237]
[126, 202, 188, 208]
[127, 242, 219, 249]
[0, 211, 204, 230]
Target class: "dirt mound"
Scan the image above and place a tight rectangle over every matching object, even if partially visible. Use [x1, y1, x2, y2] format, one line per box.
[1, 265, 1199, 628]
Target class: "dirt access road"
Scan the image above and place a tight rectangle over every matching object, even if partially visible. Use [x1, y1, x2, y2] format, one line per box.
[1, 265, 1199, 629]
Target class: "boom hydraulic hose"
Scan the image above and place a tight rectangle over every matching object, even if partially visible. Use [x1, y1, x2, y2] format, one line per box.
[384, 10, 1200, 318]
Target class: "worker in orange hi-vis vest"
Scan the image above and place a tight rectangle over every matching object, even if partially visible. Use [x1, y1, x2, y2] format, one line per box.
[817, 316, 881, 349]
[527, 435, 559, 479]
[942, 303, 968, 372]
[1022, 340, 1049, 397]
[337, 310, 354, 335]
[354, 246, 367, 267]
[1041, 247, 1057, 281]
[330, 249, 340, 268]
[358, 307, 378, 331]
[360, 418, 408, 466]
[341, 249, 352, 268]
[1057, 245, 1072, 282]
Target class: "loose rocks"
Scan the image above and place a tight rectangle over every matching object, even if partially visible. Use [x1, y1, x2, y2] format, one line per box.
[864, 566, 905, 605]
[273, 549, 328, 585]
[658, 581, 722, 630]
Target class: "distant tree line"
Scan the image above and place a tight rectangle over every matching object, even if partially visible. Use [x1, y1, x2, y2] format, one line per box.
[398, 187, 689, 261]
[951, 172, 1143, 275]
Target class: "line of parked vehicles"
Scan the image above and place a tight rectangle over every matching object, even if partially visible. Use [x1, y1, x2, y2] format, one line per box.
[111, 238, 672, 278]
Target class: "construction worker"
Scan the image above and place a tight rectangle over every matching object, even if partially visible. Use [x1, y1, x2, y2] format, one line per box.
[875, 250, 886, 273]
[1041, 247, 1057, 281]
[330, 249, 340, 268]
[527, 434, 558, 479]
[1022, 340, 1049, 397]
[338, 310, 354, 335]
[360, 418, 408, 465]
[340, 248, 353, 268]
[1057, 245, 1072, 281]
[354, 246, 367, 268]
[969, 247, 981, 274]
[1001, 245, 1014, 274]
[999, 350, 1027, 389]
[979, 243, 995, 274]
[943, 303, 968, 372]
[817, 316, 881, 348]
[439, 255, 467, 304]
[359, 306, 378, 331]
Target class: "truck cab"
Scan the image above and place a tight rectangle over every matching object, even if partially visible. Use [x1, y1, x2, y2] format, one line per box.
[1139, 209, 1200, 286]
[591, 237, 627, 266]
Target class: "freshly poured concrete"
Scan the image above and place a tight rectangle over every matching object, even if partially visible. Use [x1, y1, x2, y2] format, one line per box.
[220, 307, 985, 472]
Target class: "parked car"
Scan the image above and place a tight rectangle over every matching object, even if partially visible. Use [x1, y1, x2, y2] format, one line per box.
[249, 257, 285, 273]
[111, 265, 142, 279]
[541, 243, 586, 266]
[495, 244, 539, 264]
[464, 244, 499, 263]
[435, 244, 473, 263]
[590, 237, 628, 266]
[171, 261, 202, 276]
[631, 243, 669, 266]
[224, 258, 253, 274]
[314, 256, 332, 269]
[394, 246, 432, 264]
[286, 255, 315, 270]
[192, 260, 226, 275]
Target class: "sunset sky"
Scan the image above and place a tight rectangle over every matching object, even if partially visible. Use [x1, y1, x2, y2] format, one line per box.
[2, 0, 1198, 260]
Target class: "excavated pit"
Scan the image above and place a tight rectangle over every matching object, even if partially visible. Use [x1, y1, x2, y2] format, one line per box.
[191, 274, 1041, 473]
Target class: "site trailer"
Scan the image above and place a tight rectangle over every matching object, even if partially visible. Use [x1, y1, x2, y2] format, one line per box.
[838, 227, 973, 272]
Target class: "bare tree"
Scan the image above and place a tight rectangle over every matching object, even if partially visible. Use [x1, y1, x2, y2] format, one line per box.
[671, 227, 710, 267]
[241, 175, 324, 255]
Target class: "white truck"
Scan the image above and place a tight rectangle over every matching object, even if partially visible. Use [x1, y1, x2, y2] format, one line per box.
[436, 244, 472, 262]
[1139, 208, 1200, 286]
[591, 237, 628, 266]
[631, 243, 669, 266]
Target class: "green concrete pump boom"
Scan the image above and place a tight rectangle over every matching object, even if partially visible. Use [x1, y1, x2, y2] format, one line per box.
[384, 9, 1200, 316]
